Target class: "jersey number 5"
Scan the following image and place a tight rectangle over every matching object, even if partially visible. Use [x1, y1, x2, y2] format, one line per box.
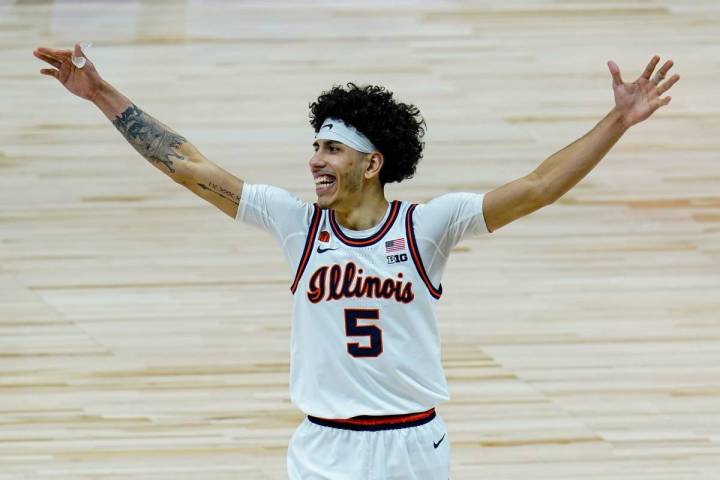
[344, 308, 382, 358]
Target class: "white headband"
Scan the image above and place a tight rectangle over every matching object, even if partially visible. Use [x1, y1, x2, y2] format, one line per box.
[314, 117, 378, 153]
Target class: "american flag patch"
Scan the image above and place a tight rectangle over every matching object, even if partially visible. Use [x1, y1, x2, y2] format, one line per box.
[385, 238, 405, 253]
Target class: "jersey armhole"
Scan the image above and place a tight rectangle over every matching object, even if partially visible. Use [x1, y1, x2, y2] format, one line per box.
[405, 203, 442, 300]
[290, 204, 322, 294]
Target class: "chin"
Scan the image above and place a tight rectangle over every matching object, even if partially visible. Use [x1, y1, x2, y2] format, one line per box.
[316, 191, 338, 209]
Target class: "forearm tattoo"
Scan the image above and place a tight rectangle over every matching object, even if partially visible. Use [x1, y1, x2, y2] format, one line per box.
[197, 181, 240, 206]
[112, 104, 187, 174]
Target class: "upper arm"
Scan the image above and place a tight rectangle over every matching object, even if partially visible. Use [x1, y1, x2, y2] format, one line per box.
[482, 173, 547, 233]
[176, 155, 244, 219]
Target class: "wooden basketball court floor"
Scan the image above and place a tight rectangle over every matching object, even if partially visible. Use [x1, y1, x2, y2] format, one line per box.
[1, 0, 719, 478]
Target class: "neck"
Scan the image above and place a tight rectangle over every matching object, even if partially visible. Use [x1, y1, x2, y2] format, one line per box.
[332, 184, 389, 231]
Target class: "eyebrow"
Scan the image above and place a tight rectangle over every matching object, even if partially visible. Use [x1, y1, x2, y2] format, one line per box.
[312, 140, 342, 147]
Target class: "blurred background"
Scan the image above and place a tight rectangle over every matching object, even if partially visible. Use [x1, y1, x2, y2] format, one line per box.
[1, 0, 719, 478]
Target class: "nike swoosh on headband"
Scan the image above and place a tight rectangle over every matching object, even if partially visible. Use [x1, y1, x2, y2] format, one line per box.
[315, 117, 377, 153]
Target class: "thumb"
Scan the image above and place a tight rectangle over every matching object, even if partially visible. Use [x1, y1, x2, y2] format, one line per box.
[608, 60, 623, 87]
[74, 42, 92, 62]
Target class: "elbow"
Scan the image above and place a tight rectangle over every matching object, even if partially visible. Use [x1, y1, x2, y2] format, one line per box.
[530, 172, 555, 208]
[173, 168, 192, 186]
[538, 191, 555, 208]
[173, 155, 201, 186]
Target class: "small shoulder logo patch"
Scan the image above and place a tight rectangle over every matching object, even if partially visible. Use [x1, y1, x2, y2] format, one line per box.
[386, 253, 408, 264]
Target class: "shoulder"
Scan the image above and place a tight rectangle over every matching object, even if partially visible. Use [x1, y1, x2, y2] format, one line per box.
[237, 182, 316, 226]
[408, 191, 489, 240]
[411, 191, 485, 222]
[241, 183, 306, 206]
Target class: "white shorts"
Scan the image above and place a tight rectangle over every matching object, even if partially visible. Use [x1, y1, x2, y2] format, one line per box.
[287, 408, 450, 480]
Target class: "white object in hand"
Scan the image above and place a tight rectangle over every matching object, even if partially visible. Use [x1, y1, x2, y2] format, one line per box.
[71, 41, 92, 68]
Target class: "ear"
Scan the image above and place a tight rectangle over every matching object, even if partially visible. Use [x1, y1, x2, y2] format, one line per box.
[363, 151, 384, 181]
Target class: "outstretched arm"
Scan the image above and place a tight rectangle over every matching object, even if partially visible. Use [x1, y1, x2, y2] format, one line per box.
[33, 43, 243, 219]
[533, 56, 680, 204]
[94, 83, 244, 218]
[482, 55, 680, 233]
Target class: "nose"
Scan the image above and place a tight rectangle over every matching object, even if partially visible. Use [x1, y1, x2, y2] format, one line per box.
[309, 150, 326, 169]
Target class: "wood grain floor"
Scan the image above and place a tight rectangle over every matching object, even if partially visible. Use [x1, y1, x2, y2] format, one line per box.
[2, 0, 719, 478]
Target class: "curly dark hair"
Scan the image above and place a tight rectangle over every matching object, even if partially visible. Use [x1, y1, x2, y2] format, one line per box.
[308, 83, 426, 186]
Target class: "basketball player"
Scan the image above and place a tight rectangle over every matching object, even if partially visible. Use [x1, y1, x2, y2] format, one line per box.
[34, 43, 679, 479]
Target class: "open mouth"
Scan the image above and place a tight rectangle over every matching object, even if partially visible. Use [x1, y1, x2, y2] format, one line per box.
[314, 174, 336, 195]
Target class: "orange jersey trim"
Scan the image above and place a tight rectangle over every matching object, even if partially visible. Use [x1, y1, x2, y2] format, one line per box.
[290, 204, 322, 294]
[329, 200, 400, 247]
[405, 203, 442, 299]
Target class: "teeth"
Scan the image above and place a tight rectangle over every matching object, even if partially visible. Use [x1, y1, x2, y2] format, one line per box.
[315, 175, 335, 185]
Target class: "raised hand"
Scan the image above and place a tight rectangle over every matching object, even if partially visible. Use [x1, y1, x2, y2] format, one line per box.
[33, 43, 104, 101]
[607, 55, 680, 129]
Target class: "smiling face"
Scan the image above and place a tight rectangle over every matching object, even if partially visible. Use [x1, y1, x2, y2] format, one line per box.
[310, 139, 365, 209]
[310, 139, 386, 210]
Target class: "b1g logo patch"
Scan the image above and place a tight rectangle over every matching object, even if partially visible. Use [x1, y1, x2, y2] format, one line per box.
[385, 238, 407, 264]
[386, 253, 408, 264]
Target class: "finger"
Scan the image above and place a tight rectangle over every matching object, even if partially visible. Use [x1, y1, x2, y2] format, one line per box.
[652, 60, 674, 84]
[74, 42, 85, 61]
[660, 96, 672, 107]
[35, 46, 71, 55]
[35, 47, 72, 60]
[74, 42, 93, 61]
[40, 68, 59, 80]
[608, 60, 624, 86]
[656, 73, 681, 95]
[657, 59, 674, 77]
[640, 55, 660, 80]
[33, 51, 62, 69]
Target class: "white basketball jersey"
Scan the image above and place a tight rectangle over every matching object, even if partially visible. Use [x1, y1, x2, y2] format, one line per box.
[288, 200, 449, 418]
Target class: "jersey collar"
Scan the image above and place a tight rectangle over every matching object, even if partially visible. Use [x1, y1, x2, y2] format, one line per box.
[329, 200, 400, 247]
